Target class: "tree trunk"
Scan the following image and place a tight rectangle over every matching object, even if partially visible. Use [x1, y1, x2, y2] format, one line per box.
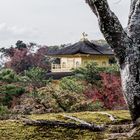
[86, 0, 140, 124]
[120, 49, 140, 123]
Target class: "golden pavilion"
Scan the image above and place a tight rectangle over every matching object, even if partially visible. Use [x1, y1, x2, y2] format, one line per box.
[48, 34, 114, 72]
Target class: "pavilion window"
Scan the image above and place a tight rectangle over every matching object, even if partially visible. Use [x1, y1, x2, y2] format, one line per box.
[102, 61, 107, 66]
[62, 62, 66, 68]
[76, 61, 80, 68]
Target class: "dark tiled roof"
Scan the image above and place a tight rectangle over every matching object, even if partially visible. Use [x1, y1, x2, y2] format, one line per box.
[47, 40, 113, 56]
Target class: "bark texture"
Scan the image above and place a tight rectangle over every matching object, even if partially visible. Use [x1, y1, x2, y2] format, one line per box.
[24, 120, 104, 132]
[86, 0, 140, 123]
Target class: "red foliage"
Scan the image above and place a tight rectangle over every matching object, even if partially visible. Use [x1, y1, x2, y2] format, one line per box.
[85, 73, 126, 110]
[5, 45, 50, 73]
[5, 48, 29, 73]
[32, 47, 51, 70]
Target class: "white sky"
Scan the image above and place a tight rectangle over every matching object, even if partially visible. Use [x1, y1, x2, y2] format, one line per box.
[0, 0, 130, 47]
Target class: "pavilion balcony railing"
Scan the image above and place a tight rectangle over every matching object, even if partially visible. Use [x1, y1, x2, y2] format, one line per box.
[51, 64, 80, 72]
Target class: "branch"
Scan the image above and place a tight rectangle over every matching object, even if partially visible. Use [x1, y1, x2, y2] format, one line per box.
[91, 112, 116, 121]
[62, 114, 93, 126]
[86, 0, 130, 65]
[85, 0, 98, 16]
[128, 0, 138, 25]
[127, 0, 140, 42]
[23, 119, 104, 132]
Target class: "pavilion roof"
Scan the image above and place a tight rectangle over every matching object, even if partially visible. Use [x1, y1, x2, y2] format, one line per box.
[47, 40, 114, 56]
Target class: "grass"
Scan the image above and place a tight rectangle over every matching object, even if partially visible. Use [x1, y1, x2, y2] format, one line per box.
[0, 110, 131, 140]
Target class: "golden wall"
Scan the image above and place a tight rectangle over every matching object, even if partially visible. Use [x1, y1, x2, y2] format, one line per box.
[81, 55, 111, 67]
[51, 54, 112, 72]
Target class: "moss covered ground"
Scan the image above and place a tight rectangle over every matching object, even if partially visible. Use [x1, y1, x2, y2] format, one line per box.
[0, 110, 132, 140]
[29, 110, 131, 124]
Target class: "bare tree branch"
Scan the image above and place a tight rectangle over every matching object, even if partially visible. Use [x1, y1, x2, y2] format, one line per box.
[127, 0, 140, 42]
[24, 119, 104, 132]
[86, 0, 131, 64]
[128, 0, 138, 25]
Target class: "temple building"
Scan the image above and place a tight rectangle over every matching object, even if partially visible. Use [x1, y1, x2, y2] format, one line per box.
[48, 34, 114, 72]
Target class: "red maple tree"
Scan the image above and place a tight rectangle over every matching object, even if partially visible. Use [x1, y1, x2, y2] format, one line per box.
[85, 73, 126, 110]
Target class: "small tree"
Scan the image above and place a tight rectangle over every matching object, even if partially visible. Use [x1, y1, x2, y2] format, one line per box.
[24, 67, 48, 92]
[74, 62, 102, 85]
[74, 62, 118, 84]
[60, 77, 84, 93]
[0, 84, 25, 107]
[0, 69, 25, 107]
[0, 69, 20, 83]
[0, 41, 51, 73]
[85, 73, 125, 110]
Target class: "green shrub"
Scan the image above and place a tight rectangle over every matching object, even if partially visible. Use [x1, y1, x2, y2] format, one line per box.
[74, 62, 119, 84]
[71, 100, 104, 112]
[73, 62, 102, 85]
[0, 106, 10, 115]
[55, 90, 86, 112]
[34, 85, 64, 113]
[0, 105, 13, 120]
[0, 69, 20, 83]
[34, 87, 85, 112]
[0, 84, 25, 106]
[31, 84, 104, 113]
[60, 77, 84, 93]
[24, 67, 49, 89]
[2, 84, 25, 96]
[103, 65, 119, 74]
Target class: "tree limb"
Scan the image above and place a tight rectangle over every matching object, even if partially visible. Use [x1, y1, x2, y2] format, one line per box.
[85, 0, 98, 16]
[91, 112, 116, 121]
[128, 0, 138, 25]
[127, 0, 140, 42]
[62, 114, 93, 126]
[86, 0, 131, 65]
[23, 119, 104, 132]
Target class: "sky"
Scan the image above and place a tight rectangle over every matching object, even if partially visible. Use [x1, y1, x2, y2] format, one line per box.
[0, 0, 130, 47]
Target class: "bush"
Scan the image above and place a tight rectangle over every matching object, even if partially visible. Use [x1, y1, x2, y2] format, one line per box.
[0, 84, 25, 106]
[24, 67, 49, 89]
[71, 100, 104, 112]
[103, 65, 119, 74]
[74, 62, 119, 85]
[74, 62, 102, 85]
[0, 69, 20, 83]
[0, 105, 11, 120]
[85, 73, 126, 110]
[29, 84, 104, 113]
[30, 84, 64, 113]
[55, 90, 86, 112]
[0, 106, 10, 115]
[60, 77, 84, 93]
